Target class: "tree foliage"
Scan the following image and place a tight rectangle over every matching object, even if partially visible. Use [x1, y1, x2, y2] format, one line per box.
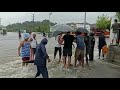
[96, 14, 111, 30]
[6, 20, 57, 32]
[116, 12, 120, 21]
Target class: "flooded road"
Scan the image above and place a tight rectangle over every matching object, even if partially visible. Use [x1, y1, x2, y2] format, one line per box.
[0, 32, 110, 64]
[0, 32, 19, 64]
[0, 32, 50, 65]
[0, 32, 120, 78]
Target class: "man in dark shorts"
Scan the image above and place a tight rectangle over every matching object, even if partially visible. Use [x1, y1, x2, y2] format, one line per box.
[62, 31, 75, 68]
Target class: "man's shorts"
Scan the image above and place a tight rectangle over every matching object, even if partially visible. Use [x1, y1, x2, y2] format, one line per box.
[113, 33, 118, 40]
[32, 48, 36, 55]
[63, 48, 72, 56]
[75, 48, 84, 61]
[22, 57, 30, 62]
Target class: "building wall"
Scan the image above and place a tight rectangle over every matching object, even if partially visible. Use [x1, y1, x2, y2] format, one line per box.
[106, 45, 120, 65]
[76, 24, 90, 32]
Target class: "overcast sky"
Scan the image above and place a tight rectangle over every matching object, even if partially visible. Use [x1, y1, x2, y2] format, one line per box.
[0, 12, 116, 26]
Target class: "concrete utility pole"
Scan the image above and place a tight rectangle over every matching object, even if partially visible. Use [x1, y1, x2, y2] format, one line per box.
[31, 13, 35, 31]
[84, 12, 86, 29]
[49, 12, 52, 32]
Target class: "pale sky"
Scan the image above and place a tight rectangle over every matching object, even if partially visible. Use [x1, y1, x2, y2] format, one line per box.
[0, 12, 116, 26]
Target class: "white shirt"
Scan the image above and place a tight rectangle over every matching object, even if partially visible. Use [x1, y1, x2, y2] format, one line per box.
[55, 35, 61, 47]
[31, 38, 37, 48]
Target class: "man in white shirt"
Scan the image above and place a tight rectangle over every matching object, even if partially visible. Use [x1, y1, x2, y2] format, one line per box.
[54, 33, 63, 62]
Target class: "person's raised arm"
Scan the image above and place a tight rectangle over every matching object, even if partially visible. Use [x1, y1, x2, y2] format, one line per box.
[30, 44, 33, 53]
[18, 41, 23, 56]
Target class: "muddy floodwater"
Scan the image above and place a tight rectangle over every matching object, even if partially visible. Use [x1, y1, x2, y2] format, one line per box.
[0, 32, 120, 78]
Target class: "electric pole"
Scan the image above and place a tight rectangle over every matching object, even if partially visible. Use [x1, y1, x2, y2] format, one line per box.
[31, 13, 35, 32]
[49, 12, 52, 33]
[84, 12, 86, 29]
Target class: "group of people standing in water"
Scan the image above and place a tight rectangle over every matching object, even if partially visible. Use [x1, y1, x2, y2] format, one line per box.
[18, 30, 108, 78]
[54, 31, 95, 69]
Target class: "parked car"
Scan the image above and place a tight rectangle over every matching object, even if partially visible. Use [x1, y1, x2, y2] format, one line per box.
[0, 29, 7, 35]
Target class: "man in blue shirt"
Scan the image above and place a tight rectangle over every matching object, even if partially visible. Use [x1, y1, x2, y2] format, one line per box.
[74, 31, 85, 67]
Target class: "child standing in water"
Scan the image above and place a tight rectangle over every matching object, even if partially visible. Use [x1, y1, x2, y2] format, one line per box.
[18, 33, 32, 66]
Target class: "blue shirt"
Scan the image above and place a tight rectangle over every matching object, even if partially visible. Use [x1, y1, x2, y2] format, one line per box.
[76, 35, 85, 50]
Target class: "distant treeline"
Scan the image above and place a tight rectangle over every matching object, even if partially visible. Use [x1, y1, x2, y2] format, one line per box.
[6, 19, 57, 33]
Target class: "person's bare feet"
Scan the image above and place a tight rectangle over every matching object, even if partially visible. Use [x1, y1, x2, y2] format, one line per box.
[26, 63, 28, 66]
[70, 64, 73, 67]
[63, 64, 66, 68]
[66, 64, 72, 69]
[74, 64, 77, 67]
[86, 62, 89, 66]
[59, 60, 62, 63]
[78, 62, 81, 66]
[76, 64, 80, 67]
[22, 62, 25, 66]
[65, 64, 68, 69]
[81, 64, 84, 68]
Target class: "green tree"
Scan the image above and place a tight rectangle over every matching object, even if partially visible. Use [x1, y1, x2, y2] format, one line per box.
[96, 14, 111, 30]
[116, 12, 120, 21]
[6, 20, 56, 32]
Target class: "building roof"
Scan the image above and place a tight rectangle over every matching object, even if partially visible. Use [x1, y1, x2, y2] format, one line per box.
[67, 22, 91, 26]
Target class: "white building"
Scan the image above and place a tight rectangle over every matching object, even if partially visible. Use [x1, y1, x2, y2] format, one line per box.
[75, 22, 91, 32]
[67, 22, 92, 32]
